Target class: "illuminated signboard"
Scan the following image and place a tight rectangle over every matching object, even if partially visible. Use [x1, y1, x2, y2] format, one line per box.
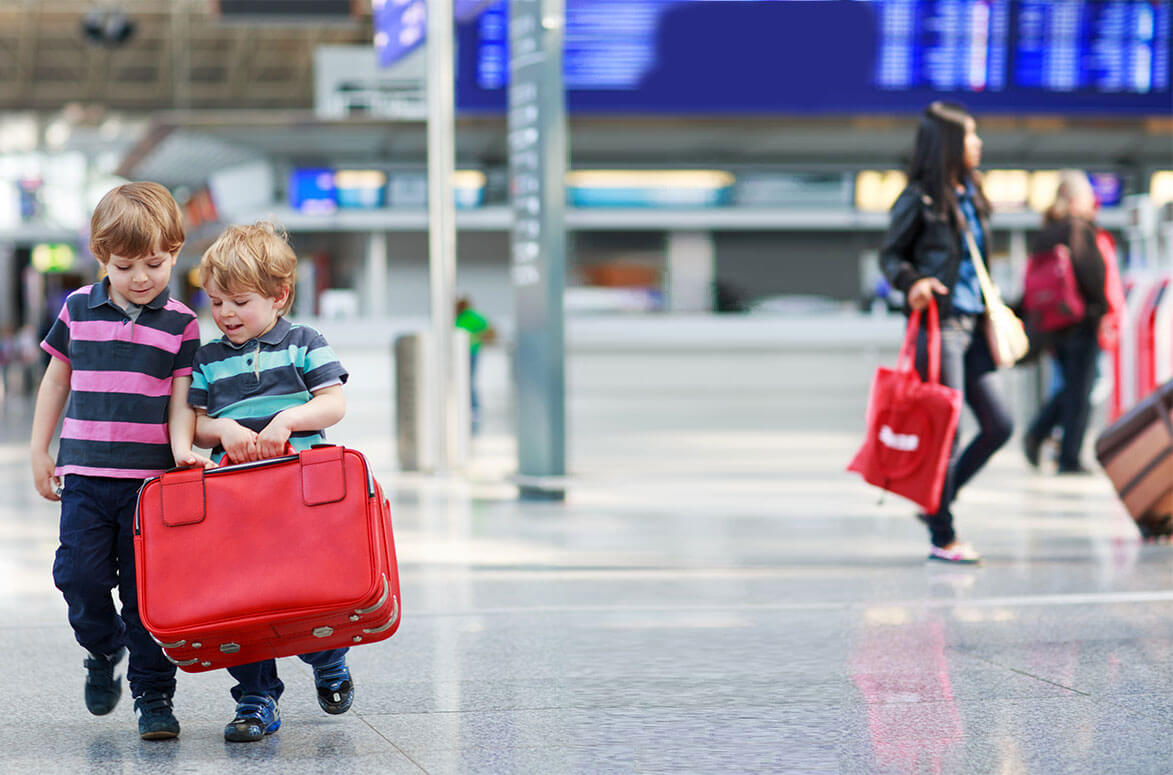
[457, 0, 1172, 115]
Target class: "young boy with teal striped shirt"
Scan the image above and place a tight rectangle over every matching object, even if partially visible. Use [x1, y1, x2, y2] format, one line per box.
[170, 221, 353, 742]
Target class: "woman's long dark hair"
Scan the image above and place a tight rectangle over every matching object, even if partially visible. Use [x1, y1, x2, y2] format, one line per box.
[907, 101, 990, 223]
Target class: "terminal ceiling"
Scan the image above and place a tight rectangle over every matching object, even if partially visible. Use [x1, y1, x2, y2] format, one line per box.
[1, 1, 1168, 184]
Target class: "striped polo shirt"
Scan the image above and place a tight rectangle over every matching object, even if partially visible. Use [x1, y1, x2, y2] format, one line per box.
[41, 279, 201, 479]
[188, 317, 348, 461]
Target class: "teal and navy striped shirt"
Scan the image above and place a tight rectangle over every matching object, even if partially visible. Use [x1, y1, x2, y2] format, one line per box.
[188, 317, 348, 461]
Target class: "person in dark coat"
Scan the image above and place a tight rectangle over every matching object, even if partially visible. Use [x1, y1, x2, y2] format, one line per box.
[1022, 171, 1109, 474]
[879, 102, 1014, 565]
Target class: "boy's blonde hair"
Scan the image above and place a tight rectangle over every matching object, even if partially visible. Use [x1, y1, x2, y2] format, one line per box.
[89, 181, 185, 264]
[200, 222, 297, 315]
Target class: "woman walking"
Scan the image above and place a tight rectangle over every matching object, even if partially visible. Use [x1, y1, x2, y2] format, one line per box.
[1021, 171, 1110, 474]
[880, 102, 1014, 564]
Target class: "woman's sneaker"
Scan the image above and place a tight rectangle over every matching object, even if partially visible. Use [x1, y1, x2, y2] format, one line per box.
[134, 691, 180, 740]
[83, 646, 125, 715]
[224, 695, 280, 743]
[928, 542, 982, 564]
[313, 660, 354, 715]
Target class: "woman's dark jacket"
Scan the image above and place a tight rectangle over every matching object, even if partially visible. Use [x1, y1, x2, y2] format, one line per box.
[1029, 216, 1108, 327]
[880, 181, 988, 319]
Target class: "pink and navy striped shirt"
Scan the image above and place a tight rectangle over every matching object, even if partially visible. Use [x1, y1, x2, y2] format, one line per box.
[41, 279, 201, 479]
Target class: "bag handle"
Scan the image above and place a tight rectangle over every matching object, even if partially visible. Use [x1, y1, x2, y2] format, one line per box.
[897, 295, 942, 385]
[220, 442, 297, 468]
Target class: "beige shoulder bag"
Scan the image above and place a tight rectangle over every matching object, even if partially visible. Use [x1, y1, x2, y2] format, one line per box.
[963, 227, 1029, 368]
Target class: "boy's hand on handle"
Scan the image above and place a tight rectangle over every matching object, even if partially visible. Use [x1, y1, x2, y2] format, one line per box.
[174, 448, 216, 469]
[908, 277, 948, 311]
[32, 450, 61, 501]
[221, 423, 260, 463]
[257, 417, 293, 460]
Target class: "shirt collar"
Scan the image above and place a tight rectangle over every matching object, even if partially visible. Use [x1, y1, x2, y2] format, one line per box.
[88, 277, 171, 312]
[220, 316, 292, 350]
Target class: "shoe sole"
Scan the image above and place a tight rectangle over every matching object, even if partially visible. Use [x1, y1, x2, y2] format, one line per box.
[86, 700, 120, 716]
[927, 554, 981, 565]
[141, 729, 179, 741]
[224, 720, 281, 743]
[318, 695, 354, 715]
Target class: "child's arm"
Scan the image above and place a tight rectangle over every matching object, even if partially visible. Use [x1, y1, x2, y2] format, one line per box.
[256, 385, 346, 459]
[195, 411, 261, 463]
[169, 376, 215, 468]
[30, 357, 71, 501]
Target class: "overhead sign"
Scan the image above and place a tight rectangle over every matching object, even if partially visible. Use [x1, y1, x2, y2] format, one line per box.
[374, 0, 497, 68]
[458, 0, 1173, 115]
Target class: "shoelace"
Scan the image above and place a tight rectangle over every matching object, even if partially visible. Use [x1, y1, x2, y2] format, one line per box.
[315, 663, 350, 689]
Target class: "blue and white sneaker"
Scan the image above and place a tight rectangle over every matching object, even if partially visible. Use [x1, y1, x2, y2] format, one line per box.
[313, 660, 354, 715]
[223, 695, 280, 742]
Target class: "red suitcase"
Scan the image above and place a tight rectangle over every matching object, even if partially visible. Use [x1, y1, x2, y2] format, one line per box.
[133, 445, 400, 672]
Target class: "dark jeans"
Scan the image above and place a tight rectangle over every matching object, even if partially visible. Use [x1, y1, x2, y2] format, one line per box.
[915, 314, 1014, 548]
[1028, 321, 1100, 469]
[54, 475, 177, 698]
[227, 648, 349, 703]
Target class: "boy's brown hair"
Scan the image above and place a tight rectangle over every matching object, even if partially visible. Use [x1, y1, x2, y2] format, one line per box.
[89, 181, 185, 264]
[199, 222, 297, 315]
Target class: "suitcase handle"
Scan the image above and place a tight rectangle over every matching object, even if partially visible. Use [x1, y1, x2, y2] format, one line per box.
[220, 443, 297, 467]
[136, 446, 359, 534]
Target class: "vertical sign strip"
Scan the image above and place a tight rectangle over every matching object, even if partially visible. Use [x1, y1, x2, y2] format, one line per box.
[510, 0, 567, 497]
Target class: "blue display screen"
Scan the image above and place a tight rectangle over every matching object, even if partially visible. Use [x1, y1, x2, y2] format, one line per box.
[455, 0, 1173, 115]
[288, 169, 337, 213]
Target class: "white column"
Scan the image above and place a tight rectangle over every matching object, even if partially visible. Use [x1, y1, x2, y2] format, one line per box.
[427, 0, 458, 472]
[665, 231, 715, 313]
[363, 231, 389, 318]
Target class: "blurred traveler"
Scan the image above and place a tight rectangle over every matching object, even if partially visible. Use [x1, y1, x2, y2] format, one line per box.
[1022, 171, 1112, 475]
[879, 101, 1013, 564]
[455, 296, 496, 431]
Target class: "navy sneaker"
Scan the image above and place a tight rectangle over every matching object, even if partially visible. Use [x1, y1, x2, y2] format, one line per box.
[313, 660, 354, 715]
[134, 691, 180, 740]
[83, 646, 125, 715]
[224, 695, 280, 743]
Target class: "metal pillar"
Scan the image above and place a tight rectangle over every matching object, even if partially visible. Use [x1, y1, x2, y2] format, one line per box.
[509, 0, 567, 499]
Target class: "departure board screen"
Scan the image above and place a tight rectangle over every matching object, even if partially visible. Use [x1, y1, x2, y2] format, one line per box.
[454, 0, 1173, 115]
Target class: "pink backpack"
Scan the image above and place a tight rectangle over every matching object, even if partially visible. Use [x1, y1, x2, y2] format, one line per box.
[1022, 243, 1086, 333]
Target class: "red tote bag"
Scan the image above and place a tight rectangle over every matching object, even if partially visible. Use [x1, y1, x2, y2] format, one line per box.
[847, 299, 962, 514]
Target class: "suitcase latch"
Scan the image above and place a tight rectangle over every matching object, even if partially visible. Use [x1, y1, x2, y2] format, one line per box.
[313, 626, 334, 638]
[220, 642, 240, 654]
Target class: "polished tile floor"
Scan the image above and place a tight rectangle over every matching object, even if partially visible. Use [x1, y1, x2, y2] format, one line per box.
[0, 342, 1170, 774]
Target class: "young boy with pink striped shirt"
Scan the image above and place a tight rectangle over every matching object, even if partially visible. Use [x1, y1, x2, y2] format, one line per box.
[30, 182, 208, 740]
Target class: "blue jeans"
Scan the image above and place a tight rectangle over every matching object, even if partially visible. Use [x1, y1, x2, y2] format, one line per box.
[54, 475, 177, 698]
[915, 314, 1014, 547]
[228, 648, 349, 702]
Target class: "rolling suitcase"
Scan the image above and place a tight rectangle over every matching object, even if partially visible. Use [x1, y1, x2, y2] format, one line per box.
[1094, 380, 1173, 538]
[133, 445, 400, 672]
